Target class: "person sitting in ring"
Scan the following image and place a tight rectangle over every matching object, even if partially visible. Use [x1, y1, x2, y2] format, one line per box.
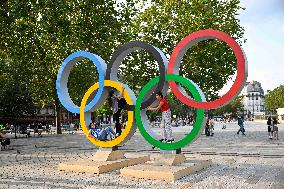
[88, 122, 116, 141]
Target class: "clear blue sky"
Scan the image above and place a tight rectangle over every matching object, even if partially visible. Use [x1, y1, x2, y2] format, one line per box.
[239, 0, 284, 92]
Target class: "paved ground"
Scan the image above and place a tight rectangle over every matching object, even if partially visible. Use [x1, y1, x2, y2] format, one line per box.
[0, 121, 283, 189]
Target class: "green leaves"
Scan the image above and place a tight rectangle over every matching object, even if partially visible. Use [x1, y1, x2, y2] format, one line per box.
[120, 0, 245, 100]
[0, 0, 136, 106]
[0, 0, 245, 126]
[211, 96, 244, 117]
[265, 85, 284, 110]
[0, 78, 35, 120]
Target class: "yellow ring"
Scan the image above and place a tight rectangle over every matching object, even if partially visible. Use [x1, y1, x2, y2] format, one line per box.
[80, 80, 134, 147]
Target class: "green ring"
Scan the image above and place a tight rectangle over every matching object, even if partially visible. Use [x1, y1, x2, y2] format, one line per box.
[135, 74, 205, 150]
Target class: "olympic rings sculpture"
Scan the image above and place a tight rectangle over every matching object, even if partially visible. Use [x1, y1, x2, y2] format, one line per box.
[56, 29, 247, 150]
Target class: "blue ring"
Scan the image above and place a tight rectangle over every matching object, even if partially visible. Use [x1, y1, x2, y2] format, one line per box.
[56, 51, 106, 113]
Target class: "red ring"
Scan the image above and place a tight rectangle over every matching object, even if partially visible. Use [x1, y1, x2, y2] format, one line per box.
[168, 29, 247, 110]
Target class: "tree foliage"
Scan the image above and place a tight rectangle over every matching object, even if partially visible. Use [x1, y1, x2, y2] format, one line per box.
[0, 77, 35, 121]
[117, 0, 245, 101]
[211, 96, 244, 117]
[265, 85, 284, 110]
[0, 0, 137, 132]
[0, 0, 245, 132]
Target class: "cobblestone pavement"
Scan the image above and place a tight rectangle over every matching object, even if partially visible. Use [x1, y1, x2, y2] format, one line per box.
[0, 121, 283, 189]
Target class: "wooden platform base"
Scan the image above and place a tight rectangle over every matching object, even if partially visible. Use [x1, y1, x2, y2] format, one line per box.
[121, 154, 211, 181]
[58, 150, 150, 174]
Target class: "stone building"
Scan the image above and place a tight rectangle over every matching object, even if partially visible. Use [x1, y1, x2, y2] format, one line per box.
[240, 81, 265, 118]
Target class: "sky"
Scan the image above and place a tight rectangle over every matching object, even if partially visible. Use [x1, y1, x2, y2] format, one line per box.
[238, 0, 284, 93]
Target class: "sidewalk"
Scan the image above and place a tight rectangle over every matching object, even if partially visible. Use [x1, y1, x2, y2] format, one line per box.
[0, 122, 283, 189]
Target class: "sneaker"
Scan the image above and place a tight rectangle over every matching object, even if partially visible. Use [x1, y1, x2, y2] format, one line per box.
[152, 139, 165, 149]
[166, 139, 174, 143]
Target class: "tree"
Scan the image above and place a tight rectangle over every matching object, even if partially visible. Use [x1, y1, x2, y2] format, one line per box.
[265, 85, 284, 111]
[117, 0, 245, 101]
[166, 92, 193, 118]
[0, 0, 138, 133]
[211, 96, 244, 118]
[0, 57, 35, 123]
[0, 0, 245, 133]
[0, 78, 35, 122]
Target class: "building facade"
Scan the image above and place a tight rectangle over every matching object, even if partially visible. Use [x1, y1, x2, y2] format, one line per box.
[35, 104, 79, 124]
[276, 108, 284, 121]
[240, 81, 265, 118]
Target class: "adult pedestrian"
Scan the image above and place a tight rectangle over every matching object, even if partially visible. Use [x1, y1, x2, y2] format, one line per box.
[205, 118, 211, 136]
[108, 88, 126, 137]
[209, 117, 215, 136]
[267, 117, 273, 139]
[272, 117, 279, 140]
[221, 119, 227, 129]
[237, 116, 245, 135]
[147, 91, 174, 143]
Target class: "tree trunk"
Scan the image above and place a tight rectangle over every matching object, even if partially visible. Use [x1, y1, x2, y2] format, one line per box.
[54, 99, 62, 134]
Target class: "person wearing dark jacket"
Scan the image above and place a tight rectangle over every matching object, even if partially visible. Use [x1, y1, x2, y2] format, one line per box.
[237, 116, 245, 135]
[108, 88, 127, 137]
[267, 117, 273, 139]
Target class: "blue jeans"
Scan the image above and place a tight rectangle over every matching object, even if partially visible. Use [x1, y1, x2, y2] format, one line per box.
[98, 127, 116, 141]
[237, 124, 245, 134]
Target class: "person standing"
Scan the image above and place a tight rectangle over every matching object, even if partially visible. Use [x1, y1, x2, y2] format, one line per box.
[267, 117, 273, 139]
[0, 129, 10, 149]
[108, 88, 126, 137]
[147, 91, 174, 143]
[205, 118, 211, 136]
[272, 117, 279, 140]
[237, 116, 245, 135]
[209, 117, 215, 136]
[221, 118, 227, 129]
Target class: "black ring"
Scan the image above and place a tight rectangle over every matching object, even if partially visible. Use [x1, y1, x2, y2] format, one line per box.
[106, 41, 168, 110]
